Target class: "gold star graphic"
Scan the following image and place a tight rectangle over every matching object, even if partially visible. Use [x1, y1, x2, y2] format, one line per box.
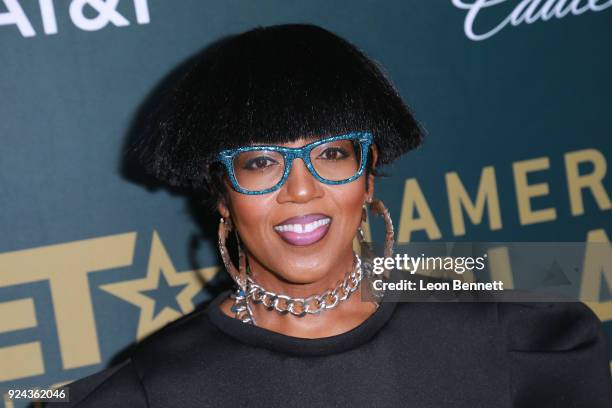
[100, 230, 219, 340]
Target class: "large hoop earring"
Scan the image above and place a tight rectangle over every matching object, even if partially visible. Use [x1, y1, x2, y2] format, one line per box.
[356, 198, 394, 259]
[218, 217, 247, 290]
[370, 198, 394, 259]
[357, 204, 373, 259]
[357, 198, 394, 299]
[235, 228, 247, 281]
[218, 217, 254, 323]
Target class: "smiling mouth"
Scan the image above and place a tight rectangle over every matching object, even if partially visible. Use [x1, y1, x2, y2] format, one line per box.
[273, 214, 332, 246]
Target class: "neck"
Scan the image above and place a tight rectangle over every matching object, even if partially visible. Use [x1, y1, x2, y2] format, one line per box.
[237, 249, 377, 338]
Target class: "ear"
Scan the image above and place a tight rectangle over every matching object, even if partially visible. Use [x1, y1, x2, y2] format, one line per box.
[217, 198, 230, 219]
[216, 171, 233, 219]
[366, 143, 379, 202]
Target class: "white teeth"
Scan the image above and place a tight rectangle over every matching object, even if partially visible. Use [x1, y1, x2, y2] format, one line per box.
[274, 218, 331, 234]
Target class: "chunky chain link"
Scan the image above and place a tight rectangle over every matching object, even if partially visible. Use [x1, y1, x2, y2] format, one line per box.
[244, 253, 363, 318]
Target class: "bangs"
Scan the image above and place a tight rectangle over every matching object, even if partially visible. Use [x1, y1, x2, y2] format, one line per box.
[132, 23, 424, 190]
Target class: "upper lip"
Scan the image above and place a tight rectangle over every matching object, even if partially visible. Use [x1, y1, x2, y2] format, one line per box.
[274, 213, 331, 227]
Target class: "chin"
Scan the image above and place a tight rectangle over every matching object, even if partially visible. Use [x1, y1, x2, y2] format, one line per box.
[275, 261, 331, 284]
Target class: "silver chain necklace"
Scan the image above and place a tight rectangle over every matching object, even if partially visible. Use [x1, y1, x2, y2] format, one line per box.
[230, 252, 368, 325]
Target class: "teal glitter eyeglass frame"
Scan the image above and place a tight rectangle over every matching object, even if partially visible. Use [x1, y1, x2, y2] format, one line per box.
[216, 131, 374, 195]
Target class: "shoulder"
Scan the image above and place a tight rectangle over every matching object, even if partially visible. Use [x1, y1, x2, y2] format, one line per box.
[44, 304, 222, 407]
[44, 358, 147, 407]
[497, 300, 605, 351]
[497, 300, 612, 407]
[128, 302, 230, 379]
[132, 303, 222, 357]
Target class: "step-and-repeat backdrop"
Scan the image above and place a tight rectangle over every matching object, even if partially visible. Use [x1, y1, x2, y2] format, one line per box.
[1, 1, 610, 405]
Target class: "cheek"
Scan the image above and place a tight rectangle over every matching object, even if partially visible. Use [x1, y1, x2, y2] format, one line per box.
[328, 178, 367, 231]
[227, 177, 368, 257]
[227, 192, 273, 239]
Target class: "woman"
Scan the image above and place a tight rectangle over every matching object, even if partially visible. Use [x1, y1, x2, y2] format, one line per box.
[48, 24, 611, 407]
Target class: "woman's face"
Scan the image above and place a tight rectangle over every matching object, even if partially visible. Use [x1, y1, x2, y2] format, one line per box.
[218, 137, 378, 286]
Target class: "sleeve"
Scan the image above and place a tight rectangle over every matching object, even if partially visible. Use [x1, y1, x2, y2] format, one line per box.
[44, 358, 148, 407]
[498, 301, 612, 408]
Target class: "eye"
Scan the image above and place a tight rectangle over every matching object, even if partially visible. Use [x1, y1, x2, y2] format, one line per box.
[318, 147, 349, 161]
[243, 156, 279, 170]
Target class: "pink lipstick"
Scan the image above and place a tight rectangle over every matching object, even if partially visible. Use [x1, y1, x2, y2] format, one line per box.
[273, 213, 332, 246]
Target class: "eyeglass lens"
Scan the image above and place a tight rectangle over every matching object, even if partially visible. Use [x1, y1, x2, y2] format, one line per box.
[231, 138, 363, 191]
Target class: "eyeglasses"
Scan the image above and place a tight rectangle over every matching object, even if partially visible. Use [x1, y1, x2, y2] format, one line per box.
[216, 131, 373, 195]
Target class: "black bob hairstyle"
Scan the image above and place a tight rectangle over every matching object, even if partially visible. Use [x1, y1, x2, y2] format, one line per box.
[132, 23, 424, 209]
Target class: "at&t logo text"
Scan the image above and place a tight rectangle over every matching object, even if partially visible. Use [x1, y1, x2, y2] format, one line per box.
[0, 0, 150, 37]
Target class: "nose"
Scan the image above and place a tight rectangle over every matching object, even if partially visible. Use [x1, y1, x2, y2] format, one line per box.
[276, 158, 324, 204]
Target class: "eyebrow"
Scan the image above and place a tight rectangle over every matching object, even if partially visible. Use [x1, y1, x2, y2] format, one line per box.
[247, 137, 322, 149]
[243, 133, 363, 149]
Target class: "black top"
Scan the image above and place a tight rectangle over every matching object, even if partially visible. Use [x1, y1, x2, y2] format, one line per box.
[47, 290, 612, 407]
